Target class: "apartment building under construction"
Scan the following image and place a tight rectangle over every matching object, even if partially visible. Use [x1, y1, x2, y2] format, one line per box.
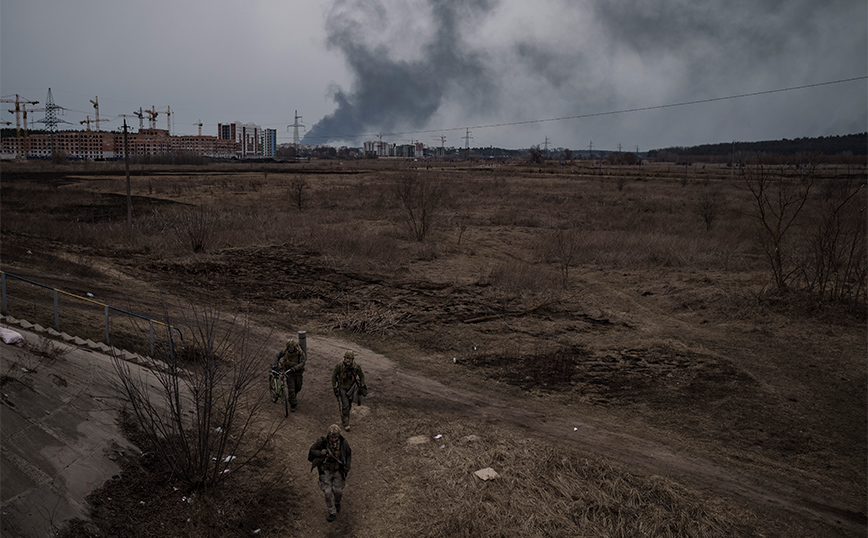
[1, 125, 277, 161]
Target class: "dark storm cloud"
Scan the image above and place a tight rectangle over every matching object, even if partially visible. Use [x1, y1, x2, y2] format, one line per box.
[303, 0, 499, 144]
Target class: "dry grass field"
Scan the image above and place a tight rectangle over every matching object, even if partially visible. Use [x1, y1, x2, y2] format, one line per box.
[0, 157, 865, 537]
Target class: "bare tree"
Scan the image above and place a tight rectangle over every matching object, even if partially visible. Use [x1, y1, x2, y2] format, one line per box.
[111, 301, 280, 491]
[289, 177, 308, 211]
[393, 171, 445, 241]
[548, 225, 584, 289]
[696, 189, 720, 231]
[744, 156, 815, 290]
[801, 175, 866, 304]
[528, 145, 545, 164]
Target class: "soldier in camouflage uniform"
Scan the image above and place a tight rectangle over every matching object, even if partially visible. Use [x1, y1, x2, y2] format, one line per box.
[275, 338, 307, 412]
[331, 351, 367, 431]
[308, 424, 352, 522]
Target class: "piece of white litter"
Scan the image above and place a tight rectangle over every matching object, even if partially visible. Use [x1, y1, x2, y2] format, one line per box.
[573, 427, 578, 431]
[452, 357, 457, 363]
[86, 292, 94, 298]
[222, 469, 230, 474]
[440, 444, 446, 449]
[433, 434, 442, 440]
[253, 530, 261, 535]
[0, 328, 24, 346]
[474, 467, 499, 481]
[224, 455, 236, 463]
[214, 427, 222, 432]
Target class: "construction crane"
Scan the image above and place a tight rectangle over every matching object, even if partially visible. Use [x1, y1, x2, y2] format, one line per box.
[80, 116, 95, 131]
[16, 103, 46, 158]
[432, 135, 446, 156]
[196, 119, 203, 136]
[145, 106, 159, 129]
[1, 94, 39, 159]
[160, 106, 172, 135]
[133, 108, 144, 130]
[89, 97, 104, 131]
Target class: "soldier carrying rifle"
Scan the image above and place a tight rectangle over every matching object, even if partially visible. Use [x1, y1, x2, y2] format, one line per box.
[331, 350, 367, 431]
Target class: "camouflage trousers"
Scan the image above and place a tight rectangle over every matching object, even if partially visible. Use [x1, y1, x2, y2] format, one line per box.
[286, 374, 303, 408]
[318, 468, 345, 516]
[337, 385, 359, 428]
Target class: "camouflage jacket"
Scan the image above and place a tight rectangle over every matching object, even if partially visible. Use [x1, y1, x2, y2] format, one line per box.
[331, 361, 365, 391]
[276, 346, 307, 374]
[308, 435, 352, 477]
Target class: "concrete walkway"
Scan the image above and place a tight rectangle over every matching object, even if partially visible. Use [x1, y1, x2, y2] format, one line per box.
[0, 316, 150, 538]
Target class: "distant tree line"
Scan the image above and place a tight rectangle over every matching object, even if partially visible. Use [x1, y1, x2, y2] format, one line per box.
[647, 133, 867, 162]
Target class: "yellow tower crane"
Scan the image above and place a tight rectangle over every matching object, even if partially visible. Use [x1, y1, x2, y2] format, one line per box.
[89, 97, 104, 131]
[145, 106, 159, 129]
[1, 94, 39, 159]
[159, 106, 172, 136]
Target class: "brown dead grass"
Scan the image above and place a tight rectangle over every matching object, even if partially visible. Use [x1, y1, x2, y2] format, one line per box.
[2, 159, 865, 538]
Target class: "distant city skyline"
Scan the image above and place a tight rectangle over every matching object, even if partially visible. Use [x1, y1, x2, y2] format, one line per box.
[2, 0, 865, 151]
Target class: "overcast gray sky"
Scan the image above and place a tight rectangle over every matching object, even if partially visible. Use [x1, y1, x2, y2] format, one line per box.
[2, 0, 865, 151]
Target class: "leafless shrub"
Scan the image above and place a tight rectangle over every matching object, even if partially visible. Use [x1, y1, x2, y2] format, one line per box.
[393, 171, 446, 241]
[543, 225, 585, 288]
[697, 189, 720, 231]
[800, 177, 866, 305]
[174, 205, 220, 253]
[111, 302, 279, 491]
[289, 177, 308, 210]
[743, 157, 815, 290]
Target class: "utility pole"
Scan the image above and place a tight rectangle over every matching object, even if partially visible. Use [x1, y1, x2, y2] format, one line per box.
[731, 140, 735, 181]
[462, 128, 473, 159]
[544, 136, 550, 160]
[288, 110, 305, 156]
[123, 117, 131, 228]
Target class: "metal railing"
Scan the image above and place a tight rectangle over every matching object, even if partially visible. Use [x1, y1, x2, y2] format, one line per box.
[0, 270, 182, 356]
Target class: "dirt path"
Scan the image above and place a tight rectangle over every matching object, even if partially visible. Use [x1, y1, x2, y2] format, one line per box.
[295, 333, 865, 536]
[2, 316, 863, 537]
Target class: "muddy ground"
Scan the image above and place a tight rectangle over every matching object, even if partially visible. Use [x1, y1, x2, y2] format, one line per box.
[0, 160, 865, 537]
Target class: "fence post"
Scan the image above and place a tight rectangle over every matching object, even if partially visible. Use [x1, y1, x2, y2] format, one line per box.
[149, 320, 155, 357]
[1, 273, 6, 316]
[298, 330, 307, 360]
[54, 290, 60, 331]
[105, 306, 110, 345]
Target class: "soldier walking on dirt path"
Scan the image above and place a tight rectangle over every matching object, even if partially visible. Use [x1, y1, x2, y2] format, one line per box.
[332, 351, 367, 431]
[308, 424, 352, 522]
[276, 338, 307, 412]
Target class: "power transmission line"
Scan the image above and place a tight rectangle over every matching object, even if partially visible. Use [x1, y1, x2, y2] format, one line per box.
[359, 75, 868, 139]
